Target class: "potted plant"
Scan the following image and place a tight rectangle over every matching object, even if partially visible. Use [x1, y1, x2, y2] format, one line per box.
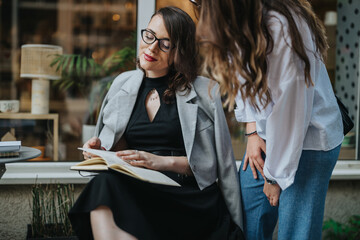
[322, 215, 360, 240]
[51, 46, 136, 122]
[51, 44, 136, 142]
[27, 183, 77, 240]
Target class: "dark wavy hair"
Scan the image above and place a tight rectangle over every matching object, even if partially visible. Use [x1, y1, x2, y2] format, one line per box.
[195, 0, 328, 110]
[138, 6, 198, 103]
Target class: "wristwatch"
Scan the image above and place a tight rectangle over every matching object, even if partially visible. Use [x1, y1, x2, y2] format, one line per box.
[265, 176, 277, 185]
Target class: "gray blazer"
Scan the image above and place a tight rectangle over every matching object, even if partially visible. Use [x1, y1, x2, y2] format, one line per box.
[94, 70, 243, 228]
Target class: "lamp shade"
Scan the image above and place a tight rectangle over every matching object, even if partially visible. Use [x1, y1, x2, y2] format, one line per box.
[20, 44, 63, 114]
[20, 44, 63, 80]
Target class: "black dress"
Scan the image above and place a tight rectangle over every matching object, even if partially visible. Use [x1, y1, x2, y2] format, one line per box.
[69, 76, 243, 240]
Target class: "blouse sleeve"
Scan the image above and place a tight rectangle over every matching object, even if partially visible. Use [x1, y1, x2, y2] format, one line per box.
[262, 14, 315, 190]
[234, 90, 257, 123]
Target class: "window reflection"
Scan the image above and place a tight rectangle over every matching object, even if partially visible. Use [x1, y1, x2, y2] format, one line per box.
[0, 0, 137, 161]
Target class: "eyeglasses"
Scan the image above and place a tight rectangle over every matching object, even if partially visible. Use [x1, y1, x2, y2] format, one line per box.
[141, 29, 174, 53]
[189, 0, 200, 7]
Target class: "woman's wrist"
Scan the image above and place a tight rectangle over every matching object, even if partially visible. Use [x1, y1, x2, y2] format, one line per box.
[246, 122, 256, 132]
[167, 156, 193, 176]
[165, 156, 176, 171]
[245, 130, 257, 137]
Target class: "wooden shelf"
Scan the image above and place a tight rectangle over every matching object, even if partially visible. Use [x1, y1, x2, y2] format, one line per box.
[0, 113, 59, 161]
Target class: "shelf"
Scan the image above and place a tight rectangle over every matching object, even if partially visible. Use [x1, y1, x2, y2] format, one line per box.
[0, 113, 59, 161]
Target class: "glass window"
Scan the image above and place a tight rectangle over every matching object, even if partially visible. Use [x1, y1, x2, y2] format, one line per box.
[2, 0, 358, 162]
[0, 0, 137, 161]
[313, 0, 358, 160]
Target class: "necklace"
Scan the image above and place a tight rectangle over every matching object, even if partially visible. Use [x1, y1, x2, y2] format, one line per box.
[149, 89, 159, 101]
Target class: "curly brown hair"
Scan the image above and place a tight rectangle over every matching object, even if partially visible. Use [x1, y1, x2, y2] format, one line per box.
[195, 0, 328, 110]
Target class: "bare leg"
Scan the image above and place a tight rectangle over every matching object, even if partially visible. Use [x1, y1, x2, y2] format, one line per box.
[90, 205, 137, 240]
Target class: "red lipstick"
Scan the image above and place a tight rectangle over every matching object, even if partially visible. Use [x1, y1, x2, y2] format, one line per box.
[144, 53, 157, 62]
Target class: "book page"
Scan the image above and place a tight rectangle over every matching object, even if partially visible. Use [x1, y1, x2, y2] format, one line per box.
[122, 165, 181, 186]
[75, 157, 106, 166]
[71, 157, 108, 171]
[78, 148, 131, 167]
[78, 147, 181, 187]
[71, 164, 108, 171]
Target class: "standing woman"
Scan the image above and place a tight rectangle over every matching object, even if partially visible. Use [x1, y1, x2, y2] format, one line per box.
[192, 0, 343, 239]
[69, 6, 244, 240]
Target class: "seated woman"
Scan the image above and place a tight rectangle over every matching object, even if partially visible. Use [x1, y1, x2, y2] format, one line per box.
[69, 6, 244, 240]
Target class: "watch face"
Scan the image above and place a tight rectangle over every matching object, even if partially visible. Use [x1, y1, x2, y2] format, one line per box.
[265, 177, 277, 185]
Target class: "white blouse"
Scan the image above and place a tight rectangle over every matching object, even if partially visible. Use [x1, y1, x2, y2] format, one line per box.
[234, 11, 343, 190]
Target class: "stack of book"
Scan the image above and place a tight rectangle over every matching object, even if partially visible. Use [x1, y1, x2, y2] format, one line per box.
[0, 141, 21, 158]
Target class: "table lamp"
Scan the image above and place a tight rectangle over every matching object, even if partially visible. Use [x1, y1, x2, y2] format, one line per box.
[20, 44, 63, 114]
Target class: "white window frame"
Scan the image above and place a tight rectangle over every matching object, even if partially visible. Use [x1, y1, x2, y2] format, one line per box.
[136, 0, 156, 56]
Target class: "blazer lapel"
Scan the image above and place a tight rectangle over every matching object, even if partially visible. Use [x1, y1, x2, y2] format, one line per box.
[176, 85, 198, 159]
[112, 70, 144, 146]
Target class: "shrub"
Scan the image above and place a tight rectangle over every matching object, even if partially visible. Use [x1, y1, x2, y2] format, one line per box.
[30, 184, 75, 238]
[323, 215, 360, 240]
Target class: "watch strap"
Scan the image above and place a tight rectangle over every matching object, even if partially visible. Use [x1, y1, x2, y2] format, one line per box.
[265, 176, 277, 185]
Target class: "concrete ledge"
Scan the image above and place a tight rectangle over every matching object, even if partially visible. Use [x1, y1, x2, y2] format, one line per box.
[331, 160, 360, 180]
[0, 162, 91, 185]
[0, 160, 359, 185]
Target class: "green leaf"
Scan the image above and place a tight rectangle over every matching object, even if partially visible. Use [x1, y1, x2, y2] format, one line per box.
[68, 56, 76, 76]
[88, 59, 95, 76]
[56, 55, 66, 72]
[50, 55, 61, 67]
[64, 81, 74, 89]
[82, 56, 88, 76]
[63, 55, 71, 73]
[76, 56, 82, 77]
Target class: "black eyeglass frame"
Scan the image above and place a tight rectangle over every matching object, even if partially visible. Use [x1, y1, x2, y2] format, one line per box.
[140, 29, 174, 53]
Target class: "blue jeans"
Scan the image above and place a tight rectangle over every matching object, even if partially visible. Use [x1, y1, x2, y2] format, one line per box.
[239, 145, 341, 240]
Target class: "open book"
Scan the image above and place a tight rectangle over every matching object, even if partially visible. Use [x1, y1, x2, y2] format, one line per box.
[71, 148, 180, 187]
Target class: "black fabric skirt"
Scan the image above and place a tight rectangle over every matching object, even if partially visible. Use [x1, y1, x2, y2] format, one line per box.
[69, 170, 244, 240]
